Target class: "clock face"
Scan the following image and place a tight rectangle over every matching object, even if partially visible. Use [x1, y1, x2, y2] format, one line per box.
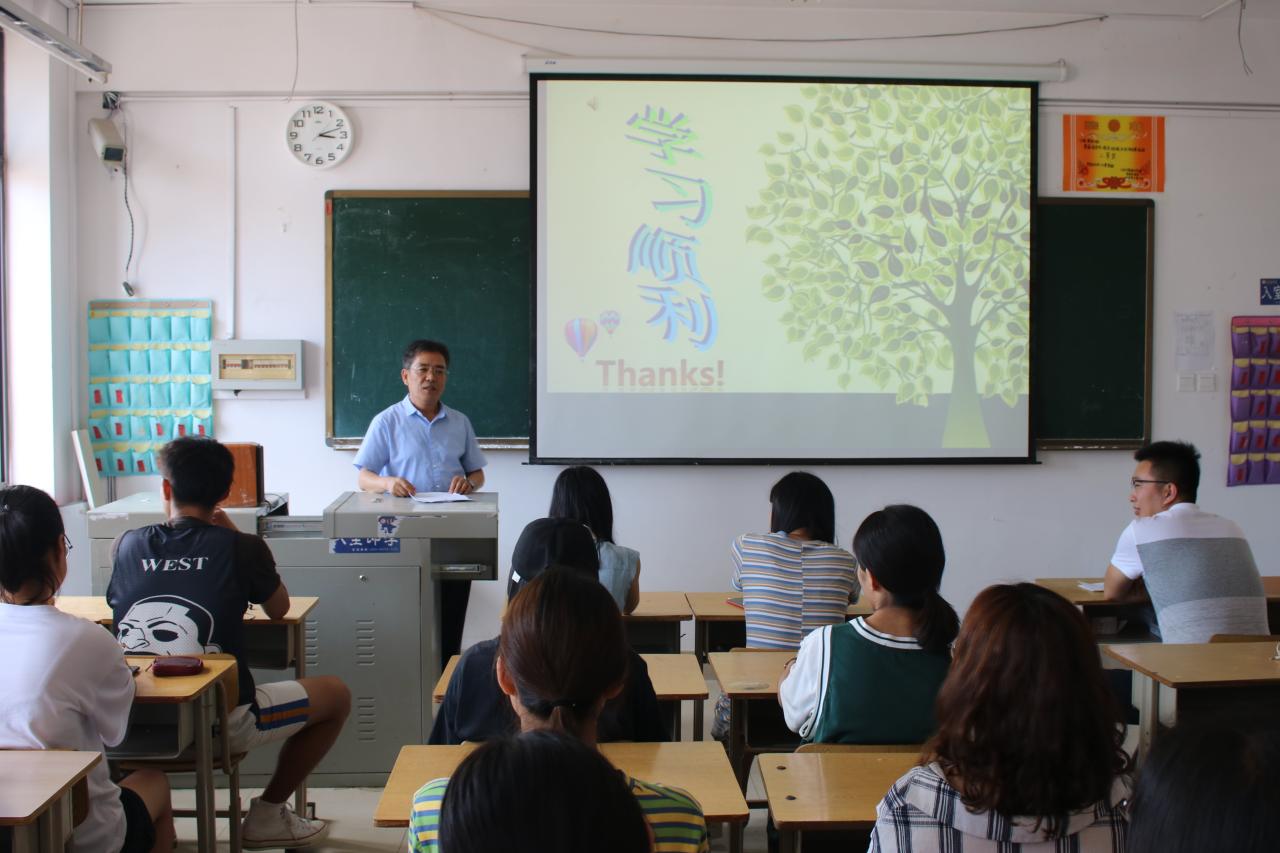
[286, 101, 353, 168]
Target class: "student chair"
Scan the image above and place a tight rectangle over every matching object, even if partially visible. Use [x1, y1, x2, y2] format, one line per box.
[794, 742, 922, 754]
[1209, 633, 1280, 642]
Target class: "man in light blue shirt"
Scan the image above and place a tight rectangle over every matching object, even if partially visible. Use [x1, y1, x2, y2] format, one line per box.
[354, 340, 488, 662]
[354, 340, 487, 496]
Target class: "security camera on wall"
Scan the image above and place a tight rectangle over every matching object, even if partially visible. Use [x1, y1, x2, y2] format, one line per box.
[88, 117, 125, 170]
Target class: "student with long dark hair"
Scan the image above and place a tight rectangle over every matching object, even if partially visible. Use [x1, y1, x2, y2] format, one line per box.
[410, 569, 707, 852]
[871, 583, 1131, 852]
[439, 730, 652, 853]
[779, 505, 957, 744]
[549, 465, 641, 613]
[0, 485, 174, 853]
[713, 472, 859, 737]
[1128, 713, 1280, 853]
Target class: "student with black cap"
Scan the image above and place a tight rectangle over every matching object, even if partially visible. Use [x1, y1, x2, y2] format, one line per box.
[428, 517, 667, 744]
[779, 504, 958, 744]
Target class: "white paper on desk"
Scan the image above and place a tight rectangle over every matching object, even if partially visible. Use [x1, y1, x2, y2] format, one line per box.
[1077, 582, 1105, 593]
[410, 492, 472, 504]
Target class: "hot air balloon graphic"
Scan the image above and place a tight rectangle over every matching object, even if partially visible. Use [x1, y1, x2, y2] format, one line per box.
[599, 310, 621, 335]
[564, 317, 598, 359]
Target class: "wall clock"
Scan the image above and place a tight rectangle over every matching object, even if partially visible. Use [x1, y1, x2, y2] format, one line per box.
[286, 101, 353, 168]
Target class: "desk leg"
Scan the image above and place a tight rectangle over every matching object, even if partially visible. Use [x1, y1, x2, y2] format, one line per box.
[194, 691, 217, 853]
[778, 828, 798, 853]
[10, 822, 37, 853]
[1133, 672, 1159, 762]
[294, 619, 309, 819]
[728, 822, 744, 853]
[729, 697, 748, 790]
[692, 621, 707, 742]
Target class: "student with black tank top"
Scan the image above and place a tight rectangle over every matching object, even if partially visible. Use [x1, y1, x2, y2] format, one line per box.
[779, 504, 958, 744]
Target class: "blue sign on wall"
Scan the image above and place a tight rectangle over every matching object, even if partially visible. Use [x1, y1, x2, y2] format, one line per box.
[1263, 279, 1280, 306]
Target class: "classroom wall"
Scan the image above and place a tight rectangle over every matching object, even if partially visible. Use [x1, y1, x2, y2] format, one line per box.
[44, 2, 1280, 648]
[5, 0, 80, 502]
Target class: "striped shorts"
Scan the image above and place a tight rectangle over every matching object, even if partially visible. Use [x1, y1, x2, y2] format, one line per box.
[227, 680, 311, 752]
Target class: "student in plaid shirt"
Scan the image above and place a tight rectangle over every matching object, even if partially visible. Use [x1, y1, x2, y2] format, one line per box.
[871, 584, 1132, 853]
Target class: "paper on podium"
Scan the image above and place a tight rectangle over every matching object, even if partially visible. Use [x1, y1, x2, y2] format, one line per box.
[1077, 582, 1105, 593]
[410, 492, 472, 504]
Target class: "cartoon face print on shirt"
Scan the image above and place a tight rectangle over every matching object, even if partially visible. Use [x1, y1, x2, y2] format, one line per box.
[117, 594, 221, 655]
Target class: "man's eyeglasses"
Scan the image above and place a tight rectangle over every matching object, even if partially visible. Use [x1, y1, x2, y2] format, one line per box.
[1130, 478, 1170, 490]
[62, 533, 73, 552]
[412, 366, 449, 377]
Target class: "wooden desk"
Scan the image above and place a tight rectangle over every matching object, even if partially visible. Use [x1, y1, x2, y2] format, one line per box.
[685, 593, 869, 740]
[762, 751, 917, 853]
[0, 750, 101, 853]
[707, 651, 798, 790]
[1103, 641, 1280, 759]
[623, 592, 692, 654]
[56, 595, 319, 676]
[1036, 577, 1280, 635]
[374, 741, 749, 826]
[432, 653, 708, 740]
[125, 655, 236, 853]
[58, 595, 319, 819]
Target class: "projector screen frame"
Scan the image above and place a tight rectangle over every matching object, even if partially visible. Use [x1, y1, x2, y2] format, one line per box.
[529, 72, 1039, 466]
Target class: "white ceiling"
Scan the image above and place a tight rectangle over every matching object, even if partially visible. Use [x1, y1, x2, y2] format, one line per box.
[76, 0, 1268, 16]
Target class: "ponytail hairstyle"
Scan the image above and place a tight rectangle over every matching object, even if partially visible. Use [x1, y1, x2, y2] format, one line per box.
[498, 568, 630, 740]
[440, 730, 650, 853]
[0, 485, 66, 604]
[852, 504, 958, 653]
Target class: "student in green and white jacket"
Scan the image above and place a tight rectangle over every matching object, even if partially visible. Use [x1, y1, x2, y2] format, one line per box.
[778, 504, 958, 745]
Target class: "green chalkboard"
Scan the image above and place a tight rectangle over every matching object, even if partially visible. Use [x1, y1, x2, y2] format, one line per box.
[1032, 198, 1153, 449]
[325, 191, 530, 447]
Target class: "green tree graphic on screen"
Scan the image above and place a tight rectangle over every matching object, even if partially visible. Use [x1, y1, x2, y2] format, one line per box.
[747, 84, 1031, 448]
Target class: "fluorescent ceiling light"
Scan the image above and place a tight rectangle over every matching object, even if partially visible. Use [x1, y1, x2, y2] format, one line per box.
[526, 56, 1068, 83]
[0, 0, 111, 84]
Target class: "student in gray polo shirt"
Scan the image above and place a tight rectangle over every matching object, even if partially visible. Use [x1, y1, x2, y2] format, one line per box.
[1104, 440, 1268, 643]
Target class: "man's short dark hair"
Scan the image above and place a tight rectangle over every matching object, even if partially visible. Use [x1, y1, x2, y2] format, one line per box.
[403, 340, 450, 370]
[156, 437, 235, 509]
[1134, 440, 1200, 503]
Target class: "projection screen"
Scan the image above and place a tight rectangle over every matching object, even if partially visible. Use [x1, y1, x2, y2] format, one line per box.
[532, 75, 1036, 463]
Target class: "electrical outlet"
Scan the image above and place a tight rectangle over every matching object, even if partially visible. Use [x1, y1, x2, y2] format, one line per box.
[1196, 371, 1216, 392]
[1176, 373, 1196, 392]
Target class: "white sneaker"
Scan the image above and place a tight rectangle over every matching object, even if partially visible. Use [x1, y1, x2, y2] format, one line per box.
[241, 797, 330, 849]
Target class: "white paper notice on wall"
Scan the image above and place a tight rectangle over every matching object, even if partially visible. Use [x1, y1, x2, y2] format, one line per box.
[1174, 310, 1214, 372]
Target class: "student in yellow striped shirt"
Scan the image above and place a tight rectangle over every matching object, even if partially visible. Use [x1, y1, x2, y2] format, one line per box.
[408, 569, 708, 853]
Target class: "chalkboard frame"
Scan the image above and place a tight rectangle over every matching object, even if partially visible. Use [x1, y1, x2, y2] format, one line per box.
[324, 190, 532, 449]
[1032, 197, 1153, 450]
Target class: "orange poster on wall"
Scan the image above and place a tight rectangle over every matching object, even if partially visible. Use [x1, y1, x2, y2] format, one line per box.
[1062, 115, 1165, 192]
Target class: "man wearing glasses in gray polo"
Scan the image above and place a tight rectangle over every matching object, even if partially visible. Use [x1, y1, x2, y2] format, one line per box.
[355, 339, 487, 663]
[1103, 440, 1266, 643]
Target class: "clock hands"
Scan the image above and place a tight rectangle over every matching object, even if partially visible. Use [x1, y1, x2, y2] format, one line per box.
[317, 130, 340, 139]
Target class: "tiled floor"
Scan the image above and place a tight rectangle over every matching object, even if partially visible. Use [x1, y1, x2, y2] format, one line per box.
[172, 675, 773, 851]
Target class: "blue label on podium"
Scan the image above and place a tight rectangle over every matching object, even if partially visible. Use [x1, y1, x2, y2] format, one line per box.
[329, 537, 401, 554]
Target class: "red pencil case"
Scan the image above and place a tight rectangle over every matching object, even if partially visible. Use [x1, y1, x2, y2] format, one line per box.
[151, 656, 205, 677]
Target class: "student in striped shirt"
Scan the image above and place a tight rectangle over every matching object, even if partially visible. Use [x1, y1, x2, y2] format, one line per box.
[713, 471, 859, 738]
[409, 569, 708, 853]
[436, 731, 651, 853]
